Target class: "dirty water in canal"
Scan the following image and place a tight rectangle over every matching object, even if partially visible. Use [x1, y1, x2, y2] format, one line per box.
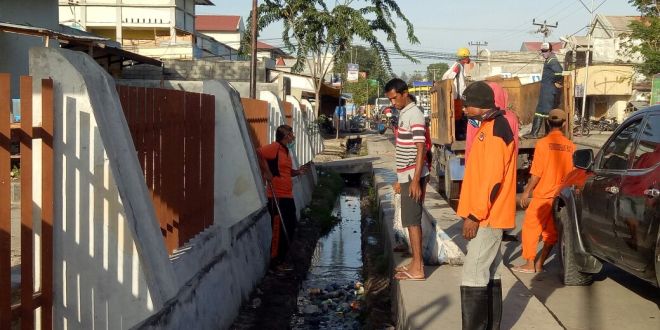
[290, 186, 364, 329]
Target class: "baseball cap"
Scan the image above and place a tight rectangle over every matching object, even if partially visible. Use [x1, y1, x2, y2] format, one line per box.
[462, 81, 495, 109]
[548, 108, 567, 121]
[540, 42, 551, 52]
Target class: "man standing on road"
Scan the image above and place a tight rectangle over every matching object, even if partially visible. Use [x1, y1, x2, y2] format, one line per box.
[513, 109, 575, 273]
[457, 81, 516, 330]
[257, 125, 309, 270]
[524, 42, 563, 139]
[386, 78, 429, 281]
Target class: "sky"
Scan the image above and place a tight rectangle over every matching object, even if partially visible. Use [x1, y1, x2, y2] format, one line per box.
[197, 0, 639, 74]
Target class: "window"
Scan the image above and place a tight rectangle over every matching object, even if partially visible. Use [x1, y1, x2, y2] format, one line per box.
[631, 115, 660, 170]
[598, 119, 641, 170]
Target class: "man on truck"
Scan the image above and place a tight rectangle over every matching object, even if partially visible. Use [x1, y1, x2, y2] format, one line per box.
[457, 81, 516, 329]
[524, 42, 563, 139]
[442, 47, 472, 140]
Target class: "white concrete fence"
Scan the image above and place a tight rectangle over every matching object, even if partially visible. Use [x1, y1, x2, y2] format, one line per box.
[27, 46, 321, 330]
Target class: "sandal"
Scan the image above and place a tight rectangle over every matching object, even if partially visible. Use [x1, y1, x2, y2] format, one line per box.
[394, 270, 425, 281]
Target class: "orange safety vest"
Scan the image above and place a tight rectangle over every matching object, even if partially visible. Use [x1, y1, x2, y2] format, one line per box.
[457, 113, 516, 229]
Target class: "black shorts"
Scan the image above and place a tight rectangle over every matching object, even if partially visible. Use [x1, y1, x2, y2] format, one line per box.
[400, 176, 428, 227]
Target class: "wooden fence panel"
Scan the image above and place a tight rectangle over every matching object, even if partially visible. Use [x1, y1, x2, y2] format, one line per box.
[241, 98, 269, 148]
[40, 78, 54, 330]
[0, 73, 11, 327]
[118, 86, 215, 253]
[0, 74, 54, 328]
[20, 75, 34, 329]
[283, 102, 293, 126]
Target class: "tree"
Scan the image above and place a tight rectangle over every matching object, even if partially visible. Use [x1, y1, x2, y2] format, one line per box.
[399, 71, 409, 83]
[620, 1, 660, 77]
[407, 72, 425, 85]
[247, 0, 419, 115]
[426, 62, 449, 81]
[343, 77, 371, 106]
[335, 45, 390, 94]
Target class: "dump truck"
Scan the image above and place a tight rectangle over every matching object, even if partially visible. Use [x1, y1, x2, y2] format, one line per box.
[429, 75, 574, 199]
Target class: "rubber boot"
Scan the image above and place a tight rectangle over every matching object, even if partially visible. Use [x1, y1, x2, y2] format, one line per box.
[487, 280, 503, 330]
[523, 116, 542, 139]
[461, 286, 489, 330]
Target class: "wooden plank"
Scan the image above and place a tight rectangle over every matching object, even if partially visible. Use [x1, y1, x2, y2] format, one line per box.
[171, 89, 184, 247]
[158, 89, 175, 252]
[136, 87, 146, 172]
[152, 89, 167, 247]
[19, 75, 34, 329]
[183, 92, 201, 241]
[0, 73, 12, 328]
[40, 78, 54, 330]
[161, 90, 177, 252]
[283, 102, 293, 126]
[145, 88, 154, 193]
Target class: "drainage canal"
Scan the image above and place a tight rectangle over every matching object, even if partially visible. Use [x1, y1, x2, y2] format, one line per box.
[291, 177, 364, 329]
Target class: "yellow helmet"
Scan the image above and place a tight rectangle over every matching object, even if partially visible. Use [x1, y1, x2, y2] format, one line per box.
[457, 47, 470, 58]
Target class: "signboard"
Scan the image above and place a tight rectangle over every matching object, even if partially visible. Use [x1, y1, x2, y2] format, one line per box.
[575, 84, 584, 98]
[652, 74, 660, 105]
[347, 63, 359, 82]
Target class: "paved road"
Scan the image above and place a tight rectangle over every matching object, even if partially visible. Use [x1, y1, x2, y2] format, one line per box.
[504, 209, 660, 330]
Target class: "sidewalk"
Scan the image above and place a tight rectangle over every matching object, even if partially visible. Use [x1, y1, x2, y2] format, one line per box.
[367, 134, 562, 330]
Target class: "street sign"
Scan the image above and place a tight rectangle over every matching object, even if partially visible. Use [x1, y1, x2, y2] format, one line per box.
[347, 63, 359, 82]
[651, 74, 660, 105]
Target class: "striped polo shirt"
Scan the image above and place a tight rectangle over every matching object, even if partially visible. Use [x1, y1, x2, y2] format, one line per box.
[396, 102, 429, 183]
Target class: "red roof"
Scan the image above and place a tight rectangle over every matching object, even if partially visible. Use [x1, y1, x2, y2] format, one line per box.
[196, 15, 241, 32]
[257, 41, 275, 50]
[520, 41, 563, 52]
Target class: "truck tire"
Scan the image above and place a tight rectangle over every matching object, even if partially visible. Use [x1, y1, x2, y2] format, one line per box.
[557, 207, 593, 286]
[444, 161, 461, 200]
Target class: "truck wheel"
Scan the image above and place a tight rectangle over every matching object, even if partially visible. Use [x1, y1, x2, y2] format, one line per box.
[444, 162, 460, 200]
[557, 207, 593, 286]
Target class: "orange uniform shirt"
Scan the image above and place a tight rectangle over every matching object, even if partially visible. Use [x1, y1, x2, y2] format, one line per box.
[530, 131, 575, 199]
[257, 142, 293, 198]
[457, 113, 517, 229]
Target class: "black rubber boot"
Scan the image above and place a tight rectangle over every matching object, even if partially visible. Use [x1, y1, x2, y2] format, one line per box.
[523, 116, 542, 139]
[461, 286, 489, 330]
[487, 280, 503, 330]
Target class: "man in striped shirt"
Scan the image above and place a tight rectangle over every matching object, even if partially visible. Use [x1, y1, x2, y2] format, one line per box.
[386, 78, 429, 281]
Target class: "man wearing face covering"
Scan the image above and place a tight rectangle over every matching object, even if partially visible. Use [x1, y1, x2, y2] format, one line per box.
[457, 82, 516, 330]
[524, 42, 563, 139]
[257, 125, 309, 269]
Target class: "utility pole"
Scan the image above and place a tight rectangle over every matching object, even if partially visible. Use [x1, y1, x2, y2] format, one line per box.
[249, 0, 258, 98]
[579, 0, 595, 121]
[532, 19, 558, 41]
[469, 41, 488, 77]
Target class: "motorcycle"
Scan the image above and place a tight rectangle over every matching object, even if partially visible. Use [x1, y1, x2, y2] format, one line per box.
[377, 106, 398, 134]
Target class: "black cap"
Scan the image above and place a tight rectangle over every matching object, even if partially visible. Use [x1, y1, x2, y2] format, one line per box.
[462, 81, 495, 109]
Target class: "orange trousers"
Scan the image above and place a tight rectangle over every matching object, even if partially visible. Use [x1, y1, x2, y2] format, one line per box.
[521, 198, 557, 260]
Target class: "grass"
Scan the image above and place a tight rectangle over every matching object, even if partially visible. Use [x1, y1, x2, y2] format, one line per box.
[302, 169, 344, 235]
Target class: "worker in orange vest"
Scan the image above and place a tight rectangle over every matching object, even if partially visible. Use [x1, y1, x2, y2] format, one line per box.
[513, 109, 575, 273]
[457, 81, 517, 330]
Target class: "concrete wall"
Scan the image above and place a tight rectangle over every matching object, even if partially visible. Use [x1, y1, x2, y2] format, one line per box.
[27, 47, 278, 329]
[121, 59, 269, 82]
[29, 47, 178, 329]
[27, 46, 318, 328]
[0, 0, 58, 98]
